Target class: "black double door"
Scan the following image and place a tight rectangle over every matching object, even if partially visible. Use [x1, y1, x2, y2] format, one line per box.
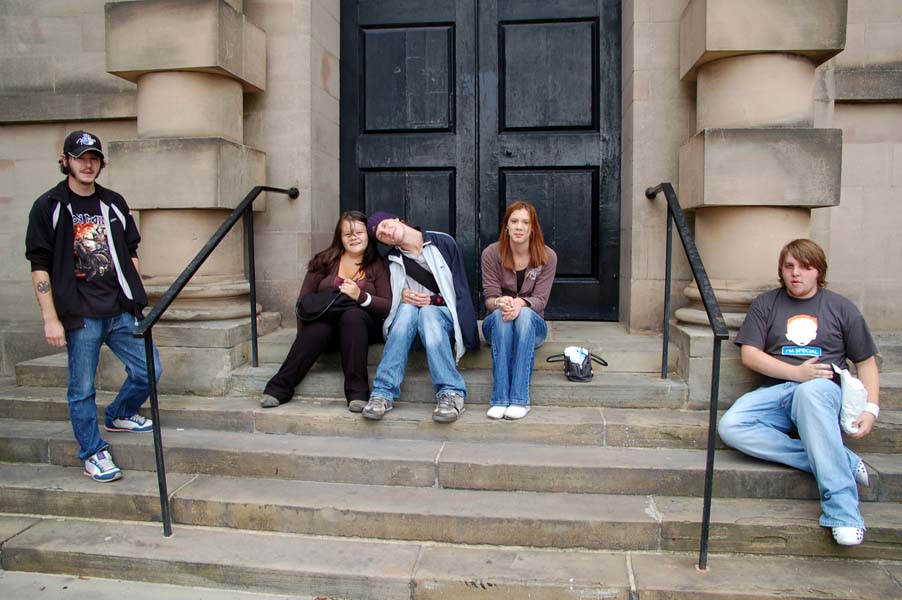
[340, 0, 620, 319]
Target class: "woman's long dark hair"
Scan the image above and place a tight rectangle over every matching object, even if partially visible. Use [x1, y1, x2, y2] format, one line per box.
[307, 211, 381, 276]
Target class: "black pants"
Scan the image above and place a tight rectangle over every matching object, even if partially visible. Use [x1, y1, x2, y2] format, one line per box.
[264, 307, 382, 404]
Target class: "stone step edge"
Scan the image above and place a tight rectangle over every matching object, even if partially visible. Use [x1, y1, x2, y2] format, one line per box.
[0, 571, 305, 600]
[255, 339, 670, 373]
[2, 391, 899, 458]
[1, 464, 901, 560]
[4, 515, 899, 600]
[0, 425, 896, 502]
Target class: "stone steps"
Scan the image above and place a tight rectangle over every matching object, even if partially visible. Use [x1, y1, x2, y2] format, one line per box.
[2, 383, 900, 454]
[0, 571, 309, 600]
[257, 322, 675, 373]
[876, 333, 902, 372]
[5, 321, 902, 597]
[1, 515, 900, 600]
[17, 351, 902, 415]
[232, 364, 693, 408]
[0, 464, 900, 560]
[1, 418, 900, 502]
[13, 354, 692, 409]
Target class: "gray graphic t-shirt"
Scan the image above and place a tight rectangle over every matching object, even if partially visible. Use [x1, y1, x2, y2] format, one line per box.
[734, 287, 877, 386]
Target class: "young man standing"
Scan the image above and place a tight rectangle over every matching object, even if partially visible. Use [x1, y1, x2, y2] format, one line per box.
[718, 239, 880, 546]
[25, 130, 162, 482]
[361, 212, 479, 423]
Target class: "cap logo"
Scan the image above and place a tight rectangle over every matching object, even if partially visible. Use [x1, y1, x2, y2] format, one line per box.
[77, 133, 97, 147]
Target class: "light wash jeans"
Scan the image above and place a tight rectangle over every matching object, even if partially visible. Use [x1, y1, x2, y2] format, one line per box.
[65, 312, 162, 461]
[718, 379, 864, 528]
[481, 307, 547, 407]
[371, 303, 466, 401]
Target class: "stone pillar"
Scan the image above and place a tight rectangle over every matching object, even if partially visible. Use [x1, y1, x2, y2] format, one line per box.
[673, 0, 847, 405]
[101, 0, 275, 393]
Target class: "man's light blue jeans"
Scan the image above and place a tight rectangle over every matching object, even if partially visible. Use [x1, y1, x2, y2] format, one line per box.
[481, 307, 546, 407]
[718, 379, 864, 528]
[371, 303, 466, 401]
[65, 312, 162, 461]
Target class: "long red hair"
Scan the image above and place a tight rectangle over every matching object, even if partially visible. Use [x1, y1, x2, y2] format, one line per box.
[498, 201, 548, 270]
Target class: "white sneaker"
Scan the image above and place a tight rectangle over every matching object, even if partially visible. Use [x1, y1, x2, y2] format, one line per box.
[832, 526, 865, 546]
[504, 405, 530, 420]
[104, 414, 153, 433]
[854, 460, 869, 487]
[83, 450, 122, 482]
[486, 406, 507, 419]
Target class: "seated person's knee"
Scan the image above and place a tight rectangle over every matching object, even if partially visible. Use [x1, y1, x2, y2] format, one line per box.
[339, 306, 367, 326]
[716, 410, 741, 448]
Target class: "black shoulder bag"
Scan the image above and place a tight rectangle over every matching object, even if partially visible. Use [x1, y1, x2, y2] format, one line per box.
[546, 346, 608, 382]
[295, 289, 358, 322]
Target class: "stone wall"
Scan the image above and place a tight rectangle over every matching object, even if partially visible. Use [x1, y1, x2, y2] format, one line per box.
[620, 0, 696, 332]
[812, 0, 902, 331]
[244, 0, 340, 321]
[0, 0, 137, 123]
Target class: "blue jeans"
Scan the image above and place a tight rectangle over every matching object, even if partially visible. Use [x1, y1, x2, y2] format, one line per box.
[718, 379, 864, 528]
[482, 308, 547, 407]
[371, 303, 466, 401]
[65, 312, 162, 461]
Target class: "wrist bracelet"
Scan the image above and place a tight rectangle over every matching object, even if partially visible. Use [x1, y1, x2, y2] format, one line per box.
[863, 402, 880, 419]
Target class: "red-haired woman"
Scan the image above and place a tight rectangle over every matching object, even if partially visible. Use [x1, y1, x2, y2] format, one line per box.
[481, 201, 557, 420]
[260, 211, 391, 411]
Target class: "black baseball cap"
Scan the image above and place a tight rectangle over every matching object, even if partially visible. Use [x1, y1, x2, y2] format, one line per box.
[63, 130, 104, 160]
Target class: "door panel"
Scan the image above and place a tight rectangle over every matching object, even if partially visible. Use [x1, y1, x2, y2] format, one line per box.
[502, 21, 595, 130]
[363, 26, 453, 132]
[479, 0, 621, 319]
[502, 169, 597, 276]
[342, 0, 478, 291]
[341, 0, 620, 319]
[362, 170, 455, 235]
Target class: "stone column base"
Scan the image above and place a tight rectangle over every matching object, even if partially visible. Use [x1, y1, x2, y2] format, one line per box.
[145, 275, 261, 321]
[97, 312, 281, 395]
[671, 321, 763, 410]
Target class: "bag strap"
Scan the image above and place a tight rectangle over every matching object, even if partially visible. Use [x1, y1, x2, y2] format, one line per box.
[545, 353, 608, 367]
[401, 254, 440, 294]
[589, 353, 609, 367]
[296, 289, 342, 322]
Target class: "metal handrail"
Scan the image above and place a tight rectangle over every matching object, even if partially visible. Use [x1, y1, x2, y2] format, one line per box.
[133, 185, 299, 536]
[645, 182, 728, 571]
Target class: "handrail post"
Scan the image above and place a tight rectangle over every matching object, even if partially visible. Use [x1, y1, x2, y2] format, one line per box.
[661, 211, 673, 379]
[134, 184, 298, 537]
[648, 182, 728, 572]
[144, 329, 172, 537]
[698, 337, 723, 570]
[245, 206, 259, 368]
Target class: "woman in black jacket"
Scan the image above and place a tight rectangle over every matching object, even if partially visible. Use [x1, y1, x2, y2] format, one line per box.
[261, 211, 392, 410]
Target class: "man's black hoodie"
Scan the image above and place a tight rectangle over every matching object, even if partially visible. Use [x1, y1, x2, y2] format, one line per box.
[25, 179, 148, 330]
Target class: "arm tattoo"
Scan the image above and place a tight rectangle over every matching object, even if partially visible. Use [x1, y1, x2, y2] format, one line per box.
[36, 281, 51, 294]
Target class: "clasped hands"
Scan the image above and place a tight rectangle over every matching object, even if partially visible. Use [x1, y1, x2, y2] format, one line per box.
[401, 288, 432, 307]
[495, 295, 526, 321]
